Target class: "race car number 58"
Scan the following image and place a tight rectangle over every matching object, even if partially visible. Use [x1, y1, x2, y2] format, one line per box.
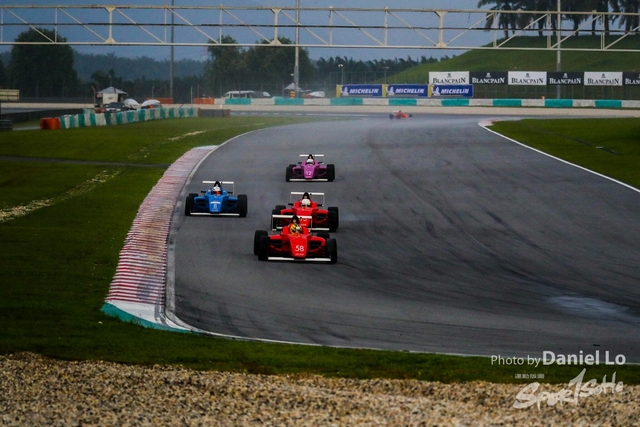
[295, 245, 304, 252]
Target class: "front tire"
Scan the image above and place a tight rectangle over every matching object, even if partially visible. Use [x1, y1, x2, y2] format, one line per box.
[326, 164, 335, 182]
[326, 238, 337, 264]
[254, 230, 268, 255]
[258, 236, 270, 261]
[184, 193, 197, 216]
[285, 165, 293, 182]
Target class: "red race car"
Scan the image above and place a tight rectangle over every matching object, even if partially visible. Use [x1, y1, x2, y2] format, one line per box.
[254, 215, 337, 263]
[389, 110, 413, 119]
[271, 191, 339, 232]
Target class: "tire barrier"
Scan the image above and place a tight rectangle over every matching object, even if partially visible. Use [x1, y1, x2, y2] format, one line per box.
[59, 106, 198, 129]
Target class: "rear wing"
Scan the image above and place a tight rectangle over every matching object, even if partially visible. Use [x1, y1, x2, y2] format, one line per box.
[288, 191, 325, 207]
[298, 154, 324, 164]
[203, 180, 234, 194]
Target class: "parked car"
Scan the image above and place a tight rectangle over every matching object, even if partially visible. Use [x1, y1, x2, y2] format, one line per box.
[103, 102, 131, 113]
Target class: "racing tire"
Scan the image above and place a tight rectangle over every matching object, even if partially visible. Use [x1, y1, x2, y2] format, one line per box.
[185, 193, 196, 216]
[285, 165, 293, 182]
[326, 164, 335, 182]
[258, 236, 270, 261]
[275, 204, 286, 211]
[328, 210, 338, 232]
[389, 114, 394, 120]
[328, 207, 339, 230]
[317, 231, 330, 240]
[254, 230, 268, 255]
[238, 194, 248, 217]
[326, 238, 337, 264]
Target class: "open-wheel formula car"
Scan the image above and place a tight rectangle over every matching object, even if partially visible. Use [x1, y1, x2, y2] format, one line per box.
[390, 110, 413, 119]
[285, 154, 335, 182]
[271, 191, 338, 232]
[254, 215, 337, 263]
[184, 180, 247, 217]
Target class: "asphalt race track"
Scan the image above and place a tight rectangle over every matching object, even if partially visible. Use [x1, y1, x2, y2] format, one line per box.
[170, 114, 640, 363]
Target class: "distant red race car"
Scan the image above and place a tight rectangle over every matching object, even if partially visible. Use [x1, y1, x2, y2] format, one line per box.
[271, 191, 339, 232]
[254, 217, 337, 263]
[390, 110, 413, 119]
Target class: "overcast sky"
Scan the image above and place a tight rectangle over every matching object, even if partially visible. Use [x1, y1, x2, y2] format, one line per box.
[1, 1, 491, 62]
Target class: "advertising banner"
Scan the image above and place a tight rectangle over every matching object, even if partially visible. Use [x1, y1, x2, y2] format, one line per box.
[623, 72, 640, 86]
[338, 84, 383, 97]
[470, 72, 508, 85]
[547, 72, 583, 85]
[386, 84, 429, 97]
[584, 72, 623, 86]
[508, 72, 547, 85]
[429, 72, 469, 84]
[430, 85, 474, 98]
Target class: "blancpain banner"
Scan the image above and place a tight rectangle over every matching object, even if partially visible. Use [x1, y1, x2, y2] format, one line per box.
[584, 72, 623, 86]
[508, 72, 547, 86]
[429, 72, 469, 85]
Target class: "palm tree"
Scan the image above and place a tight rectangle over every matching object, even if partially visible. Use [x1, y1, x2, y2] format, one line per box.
[477, 0, 520, 39]
[612, 0, 640, 31]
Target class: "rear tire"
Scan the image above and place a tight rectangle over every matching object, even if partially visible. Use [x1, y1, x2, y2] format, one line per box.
[258, 236, 270, 261]
[184, 193, 196, 216]
[254, 230, 268, 255]
[237, 194, 248, 217]
[317, 231, 330, 240]
[389, 114, 394, 119]
[326, 164, 335, 182]
[275, 204, 286, 211]
[328, 210, 338, 232]
[328, 207, 339, 230]
[326, 238, 337, 264]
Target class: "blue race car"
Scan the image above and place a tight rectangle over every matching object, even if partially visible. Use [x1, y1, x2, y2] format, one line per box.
[184, 180, 248, 217]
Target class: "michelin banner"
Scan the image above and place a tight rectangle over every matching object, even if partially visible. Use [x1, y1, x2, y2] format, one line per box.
[338, 84, 383, 97]
[430, 85, 474, 98]
[386, 84, 430, 97]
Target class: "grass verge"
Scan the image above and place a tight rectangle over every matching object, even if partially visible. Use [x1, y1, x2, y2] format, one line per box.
[1, 115, 639, 385]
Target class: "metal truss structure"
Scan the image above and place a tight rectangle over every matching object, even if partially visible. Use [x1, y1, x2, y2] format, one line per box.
[1, 5, 639, 53]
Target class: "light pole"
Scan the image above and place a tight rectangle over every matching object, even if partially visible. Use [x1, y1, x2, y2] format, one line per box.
[338, 63, 344, 86]
[383, 66, 389, 83]
[294, 0, 300, 96]
[170, 0, 174, 101]
[556, 0, 561, 99]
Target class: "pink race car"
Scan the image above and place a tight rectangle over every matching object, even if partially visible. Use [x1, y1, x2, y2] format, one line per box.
[285, 154, 335, 182]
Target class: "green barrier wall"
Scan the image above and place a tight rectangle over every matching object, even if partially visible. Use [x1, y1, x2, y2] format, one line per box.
[59, 107, 198, 129]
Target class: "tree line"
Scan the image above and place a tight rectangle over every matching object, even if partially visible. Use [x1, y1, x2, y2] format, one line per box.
[0, 28, 445, 102]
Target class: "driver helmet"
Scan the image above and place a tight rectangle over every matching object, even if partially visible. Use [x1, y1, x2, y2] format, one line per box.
[212, 186, 221, 194]
[301, 198, 311, 208]
[306, 158, 314, 165]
